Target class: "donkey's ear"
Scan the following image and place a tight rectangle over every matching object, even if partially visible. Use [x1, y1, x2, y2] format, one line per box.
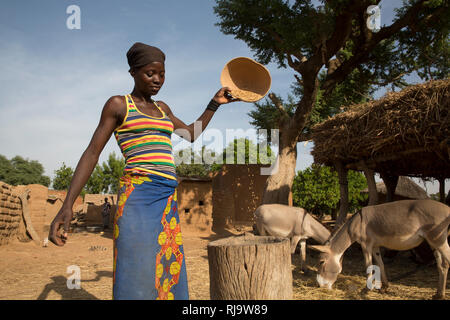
[309, 245, 331, 253]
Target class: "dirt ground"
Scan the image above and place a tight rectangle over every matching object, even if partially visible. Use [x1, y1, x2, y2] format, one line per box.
[0, 227, 447, 300]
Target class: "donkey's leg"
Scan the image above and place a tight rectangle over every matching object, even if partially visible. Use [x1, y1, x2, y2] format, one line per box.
[360, 244, 374, 293]
[432, 242, 450, 300]
[373, 247, 389, 292]
[299, 239, 309, 273]
[290, 235, 301, 254]
[361, 243, 373, 269]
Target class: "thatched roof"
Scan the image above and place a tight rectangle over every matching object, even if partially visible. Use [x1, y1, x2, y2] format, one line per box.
[311, 79, 450, 178]
[362, 176, 429, 200]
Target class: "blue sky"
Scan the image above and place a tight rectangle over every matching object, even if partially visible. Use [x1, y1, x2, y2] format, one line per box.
[0, 0, 444, 194]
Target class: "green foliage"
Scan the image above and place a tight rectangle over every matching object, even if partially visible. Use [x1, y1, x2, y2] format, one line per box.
[222, 138, 276, 165]
[216, 0, 449, 131]
[394, 0, 450, 81]
[52, 163, 74, 190]
[174, 147, 215, 178]
[292, 164, 368, 216]
[429, 193, 440, 201]
[174, 139, 276, 177]
[248, 94, 296, 141]
[296, 69, 375, 131]
[0, 155, 13, 181]
[248, 68, 374, 136]
[53, 152, 125, 194]
[0, 155, 50, 187]
[214, 0, 335, 67]
[214, 0, 449, 86]
[100, 152, 125, 194]
[85, 164, 105, 194]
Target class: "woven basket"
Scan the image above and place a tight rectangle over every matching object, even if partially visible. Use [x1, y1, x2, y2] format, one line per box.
[220, 57, 271, 102]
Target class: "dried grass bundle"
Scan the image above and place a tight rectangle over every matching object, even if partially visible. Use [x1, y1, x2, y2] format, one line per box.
[311, 79, 450, 177]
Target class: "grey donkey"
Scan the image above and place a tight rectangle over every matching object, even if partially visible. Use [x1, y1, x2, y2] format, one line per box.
[254, 204, 331, 273]
[310, 200, 450, 299]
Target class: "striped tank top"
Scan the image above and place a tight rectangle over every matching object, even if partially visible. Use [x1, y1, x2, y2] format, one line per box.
[114, 94, 177, 180]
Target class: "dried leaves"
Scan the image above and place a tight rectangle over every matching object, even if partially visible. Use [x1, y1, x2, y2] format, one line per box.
[311, 79, 450, 173]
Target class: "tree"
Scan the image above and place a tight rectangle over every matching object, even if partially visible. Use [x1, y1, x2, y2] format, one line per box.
[174, 139, 276, 177]
[0, 155, 50, 187]
[174, 147, 214, 178]
[99, 152, 125, 194]
[0, 155, 15, 183]
[85, 164, 106, 194]
[53, 152, 125, 194]
[214, 0, 449, 208]
[57, 152, 125, 194]
[221, 137, 276, 166]
[52, 163, 74, 190]
[292, 164, 368, 218]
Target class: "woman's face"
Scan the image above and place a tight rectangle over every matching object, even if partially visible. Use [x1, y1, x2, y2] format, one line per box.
[131, 61, 165, 96]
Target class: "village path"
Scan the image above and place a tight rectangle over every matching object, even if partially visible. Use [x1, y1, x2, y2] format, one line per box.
[0, 228, 233, 300]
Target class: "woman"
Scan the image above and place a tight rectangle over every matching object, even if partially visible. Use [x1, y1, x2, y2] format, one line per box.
[49, 42, 238, 299]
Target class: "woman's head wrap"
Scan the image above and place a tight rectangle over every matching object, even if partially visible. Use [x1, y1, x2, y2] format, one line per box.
[126, 42, 165, 72]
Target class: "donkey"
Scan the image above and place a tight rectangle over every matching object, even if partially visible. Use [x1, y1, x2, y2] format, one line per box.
[310, 199, 450, 299]
[254, 204, 331, 273]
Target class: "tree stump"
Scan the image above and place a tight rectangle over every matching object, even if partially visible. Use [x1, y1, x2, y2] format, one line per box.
[207, 233, 292, 300]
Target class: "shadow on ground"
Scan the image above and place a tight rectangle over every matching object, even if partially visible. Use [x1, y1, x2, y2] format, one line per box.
[37, 270, 112, 300]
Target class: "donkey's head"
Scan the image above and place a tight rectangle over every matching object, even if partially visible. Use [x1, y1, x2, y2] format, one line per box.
[310, 244, 344, 289]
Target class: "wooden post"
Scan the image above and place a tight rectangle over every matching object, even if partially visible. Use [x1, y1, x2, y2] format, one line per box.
[288, 190, 293, 206]
[335, 161, 349, 229]
[207, 234, 292, 300]
[18, 189, 40, 245]
[379, 172, 399, 202]
[361, 162, 379, 206]
[438, 177, 445, 203]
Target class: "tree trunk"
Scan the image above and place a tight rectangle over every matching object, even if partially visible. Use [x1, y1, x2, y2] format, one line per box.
[262, 77, 319, 206]
[438, 177, 445, 203]
[261, 112, 297, 205]
[207, 234, 292, 300]
[335, 161, 349, 230]
[379, 171, 399, 203]
[360, 162, 379, 206]
[261, 143, 297, 205]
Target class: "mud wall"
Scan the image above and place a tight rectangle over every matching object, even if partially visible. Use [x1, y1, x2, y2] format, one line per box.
[0, 182, 22, 245]
[84, 194, 117, 227]
[177, 178, 212, 234]
[212, 164, 269, 231]
[15, 184, 49, 241]
[1, 182, 85, 246]
[48, 190, 84, 213]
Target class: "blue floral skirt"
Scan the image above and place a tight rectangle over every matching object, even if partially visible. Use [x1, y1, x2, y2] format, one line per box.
[113, 174, 189, 300]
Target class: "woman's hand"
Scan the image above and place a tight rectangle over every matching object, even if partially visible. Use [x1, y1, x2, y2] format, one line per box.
[49, 206, 73, 246]
[212, 87, 240, 104]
